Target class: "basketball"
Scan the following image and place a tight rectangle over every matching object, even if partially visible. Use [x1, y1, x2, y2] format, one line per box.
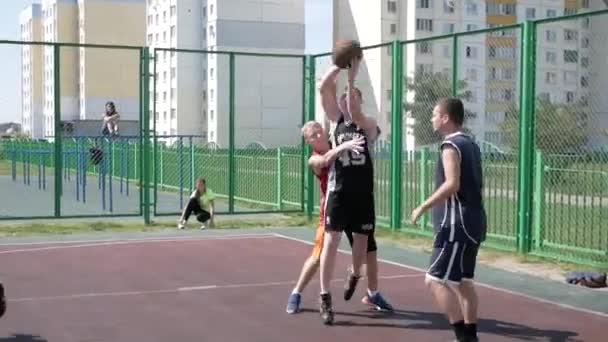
[332, 39, 363, 69]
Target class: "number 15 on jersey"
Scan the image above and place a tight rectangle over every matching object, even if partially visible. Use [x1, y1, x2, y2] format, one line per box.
[339, 150, 366, 167]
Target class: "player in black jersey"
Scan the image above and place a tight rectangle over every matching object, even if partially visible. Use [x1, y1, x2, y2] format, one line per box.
[411, 98, 486, 342]
[317, 54, 388, 325]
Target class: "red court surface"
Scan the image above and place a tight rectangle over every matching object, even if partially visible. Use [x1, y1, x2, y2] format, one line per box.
[0, 233, 605, 342]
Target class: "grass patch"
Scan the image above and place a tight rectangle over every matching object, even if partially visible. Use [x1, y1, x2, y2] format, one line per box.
[0, 213, 310, 238]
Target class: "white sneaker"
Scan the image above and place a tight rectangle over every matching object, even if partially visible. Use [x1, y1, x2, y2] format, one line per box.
[200, 223, 207, 230]
[178, 220, 186, 229]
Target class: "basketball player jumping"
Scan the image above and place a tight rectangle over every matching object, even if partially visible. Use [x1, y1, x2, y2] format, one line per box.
[317, 53, 384, 325]
[285, 120, 393, 315]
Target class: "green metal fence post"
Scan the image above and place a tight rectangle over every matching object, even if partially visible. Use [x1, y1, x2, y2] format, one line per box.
[419, 147, 429, 230]
[228, 53, 236, 214]
[152, 49, 158, 215]
[300, 56, 307, 211]
[277, 147, 283, 210]
[532, 150, 545, 250]
[517, 20, 537, 253]
[390, 41, 403, 230]
[304, 55, 316, 220]
[142, 47, 152, 224]
[452, 35, 458, 97]
[53, 44, 62, 218]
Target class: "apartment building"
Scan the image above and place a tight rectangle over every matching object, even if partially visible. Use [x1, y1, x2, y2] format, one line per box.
[78, 0, 146, 121]
[333, 0, 608, 150]
[147, 0, 204, 142]
[41, 0, 79, 137]
[20, 4, 44, 138]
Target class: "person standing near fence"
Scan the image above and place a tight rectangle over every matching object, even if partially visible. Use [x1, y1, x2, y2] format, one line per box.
[178, 178, 216, 229]
[411, 98, 487, 342]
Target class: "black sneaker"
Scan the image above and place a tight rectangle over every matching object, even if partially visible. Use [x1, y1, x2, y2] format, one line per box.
[0, 282, 6, 318]
[320, 293, 334, 325]
[343, 268, 361, 301]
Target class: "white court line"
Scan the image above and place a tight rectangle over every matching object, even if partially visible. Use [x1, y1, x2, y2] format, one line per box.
[9, 274, 422, 303]
[0, 233, 277, 255]
[0, 232, 276, 246]
[273, 232, 608, 319]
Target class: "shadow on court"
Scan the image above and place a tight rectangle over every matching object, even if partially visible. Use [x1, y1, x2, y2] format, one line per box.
[0, 335, 47, 342]
[301, 308, 582, 341]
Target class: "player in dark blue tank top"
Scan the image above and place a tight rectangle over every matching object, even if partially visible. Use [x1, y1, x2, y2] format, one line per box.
[432, 132, 487, 244]
[411, 98, 485, 342]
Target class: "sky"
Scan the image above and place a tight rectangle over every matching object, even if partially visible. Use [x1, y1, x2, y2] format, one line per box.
[0, 0, 332, 124]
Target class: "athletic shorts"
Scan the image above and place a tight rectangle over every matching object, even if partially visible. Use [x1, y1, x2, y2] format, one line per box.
[324, 191, 375, 236]
[426, 238, 479, 285]
[310, 225, 378, 259]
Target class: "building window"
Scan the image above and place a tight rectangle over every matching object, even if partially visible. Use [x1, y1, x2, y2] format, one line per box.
[170, 26, 176, 39]
[581, 37, 589, 48]
[416, 19, 433, 32]
[171, 109, 176, 119]
[466, 24, 477, 31]
[546, 9, 557, 18]
[582, 18, 590, 29]
[210, 68, 214, 80]
[546, 51, 556, 64]
[581, 57, 589, 68]
[417, 0, 430, 9]
[444, 1, 454, 13]
[210, 110, 214, 120]
[465, 46, 476, 59]
[545, 30, 556, 42]
[443, 45, 451, 58]
[466, 3, 477, 15]
[416, 42, 432, 54]
[443, 23, 455, 34]
[466, 68, 477, 81]
[582, 0, 590, 8]
[170, 6, 176, 16]
[209, 4, 214, 15]
[581, 76, 589, 88]
[526, 8, 535, 19]
[564, 8, 577, 16]
[390, 23, 397, 34]
[545, 72, 556, 84]
[563, 71, 577, 83]
[565, 91, 575, 103]
[388, 1, 397, 13]
[564, 50, 578, 63]
[564, 29, 578, 42]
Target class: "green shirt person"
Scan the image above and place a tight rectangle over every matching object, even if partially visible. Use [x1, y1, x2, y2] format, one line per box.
[178, 178, 215, 229]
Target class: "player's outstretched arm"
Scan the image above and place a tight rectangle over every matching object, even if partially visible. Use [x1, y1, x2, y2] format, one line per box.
[319, 65, 342, 122]
[308, 137, 364, 173]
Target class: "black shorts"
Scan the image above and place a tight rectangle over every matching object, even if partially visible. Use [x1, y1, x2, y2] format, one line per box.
[427, 238, 479, 284]
[345, 230, 377, 253]
[324, 191, 375, 236]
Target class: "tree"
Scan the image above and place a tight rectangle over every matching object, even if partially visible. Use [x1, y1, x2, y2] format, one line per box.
[405, 70, 473, 146]
[500, 97, 587, 154]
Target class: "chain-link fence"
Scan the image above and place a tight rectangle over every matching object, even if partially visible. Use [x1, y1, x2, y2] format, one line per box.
[1, 42, 144, 220]
[530, 12, 608, 265]
[152, 49, 306, 217]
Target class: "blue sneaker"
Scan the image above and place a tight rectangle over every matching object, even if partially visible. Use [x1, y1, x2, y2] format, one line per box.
[286, 293, 301, 314]
[363, 292, 394, 312]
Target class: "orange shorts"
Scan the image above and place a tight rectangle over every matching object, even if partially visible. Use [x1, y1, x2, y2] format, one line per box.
[310, 224, 325, 259]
